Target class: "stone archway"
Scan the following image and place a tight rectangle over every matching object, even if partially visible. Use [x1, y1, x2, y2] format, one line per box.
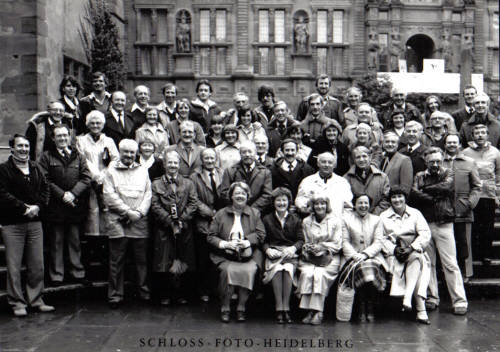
[405, 34, 435, 72]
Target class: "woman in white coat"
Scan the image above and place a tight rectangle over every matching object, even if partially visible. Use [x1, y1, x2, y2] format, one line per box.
[296, 194, 342, 325]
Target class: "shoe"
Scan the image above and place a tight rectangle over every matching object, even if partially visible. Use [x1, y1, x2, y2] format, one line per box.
[35, 304, 55, 313]
[463, 277, 470, 284]
[402, 304, 412, 312]
[453, 306, 467, 315]
[160, 298, 171, 306]
[177, 298, 188, 305]
[72, 277, 91, 286]
[108, 301, 121, 310]
[284, 311, 293, 324]
[200, 295, 210, 303]
[416, 317, 431, 325]
[302, 311, 314, 324]
[220, 311, 230, 323]
[276, 311, 284, 324]
[366, 303, 375, 322]
[13, 308, 28, 317]
[236, 310, 246, 322]
[483, 258, 492, 265]
[310, 312, 323, 325]
[425, 302, 437, 311]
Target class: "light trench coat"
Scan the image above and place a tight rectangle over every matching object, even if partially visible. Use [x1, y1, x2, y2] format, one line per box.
[379, 206, 431, 297]
[296, 214, 342, 297]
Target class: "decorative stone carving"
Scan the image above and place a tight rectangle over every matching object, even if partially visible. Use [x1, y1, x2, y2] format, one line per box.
[176, 10, 191, 53]
[389, 27, 403, 72]
[462, 28, 474, 53]
[293, 11, 309, 54]
[367, 27, 380, 72]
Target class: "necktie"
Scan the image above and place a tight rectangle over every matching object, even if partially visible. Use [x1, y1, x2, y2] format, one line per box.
[210, 171, 219, 203]
[119, 113, 125, 129]
[382, 157, 390, 172]
[288, 162, 294, 173]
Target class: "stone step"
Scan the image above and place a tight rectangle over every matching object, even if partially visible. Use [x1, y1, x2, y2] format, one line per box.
[466, 278, 500, 287]
[473, 259, 500, 266]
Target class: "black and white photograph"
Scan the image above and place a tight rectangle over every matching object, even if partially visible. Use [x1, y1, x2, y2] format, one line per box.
[0, 0, 498, 351]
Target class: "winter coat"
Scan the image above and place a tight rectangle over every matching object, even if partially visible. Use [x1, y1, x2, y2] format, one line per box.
[189, 98, 221, 133]
[380, 152, 413, 195]
[271, 158, 314, 199]
[38, 148, 91, 223]
[190, 167, 224, 234]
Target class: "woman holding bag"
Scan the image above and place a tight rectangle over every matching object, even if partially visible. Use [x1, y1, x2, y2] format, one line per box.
[380, 187, 432, 325]
[262, 187, 304, 324]
[296, 195, 342, 325]
[340, 194, 388, 323]
[207, 182, 266, 323]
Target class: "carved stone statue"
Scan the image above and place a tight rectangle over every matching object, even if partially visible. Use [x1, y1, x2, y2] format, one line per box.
[176, 10, 191, 53]
[438, 28, 454, 72]
[367, 27, 380, 72]
[294, 15, 309, 53]
[389, 27, 403, 72]
[462, 28, 474, 53]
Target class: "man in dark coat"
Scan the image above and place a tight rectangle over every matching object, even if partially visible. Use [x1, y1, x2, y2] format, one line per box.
[80, 71, 111, 118]
[39, 124, 91, 286]
[399, 120, 427, 176]
[129, 85, 150, 126]
[272, 139, 314, 200]
[0, 134, 54, 316]
[103, 91, 137, 148]
[459, 93, 500, 148]
[452, 84, 477, 132]
[381, 87, 422, 129]
[220, 141, 272, 213]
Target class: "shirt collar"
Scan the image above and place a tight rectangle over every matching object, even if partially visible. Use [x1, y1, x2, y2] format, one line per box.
[131, 103, 147, 113]
[111, 108, 123, 122]
[408, 141, 421, 153]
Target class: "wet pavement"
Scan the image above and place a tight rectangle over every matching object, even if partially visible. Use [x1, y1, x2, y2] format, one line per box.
[0, 289, 499, 352]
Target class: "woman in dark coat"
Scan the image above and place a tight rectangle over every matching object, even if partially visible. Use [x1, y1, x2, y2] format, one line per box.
[308, 120, 349, 175]
[137, 138, 165, 181]
[207, 181, 266, 323]
[262, 187, 304, 324]
[150, 150, 198, 306]
[59, 75, 85, 135]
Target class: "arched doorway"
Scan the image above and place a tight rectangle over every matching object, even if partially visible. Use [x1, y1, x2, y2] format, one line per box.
[405, 34, 435, 72]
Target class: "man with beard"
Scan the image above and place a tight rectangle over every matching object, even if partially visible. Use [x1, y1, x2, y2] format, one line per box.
[220, 141, 272, 213]
[462, 125, 500, 265]
[380, 131, 413, 194]
[296, 152, 353, 218]
[271, 138, 314, 200]
[103, 139, 152, 308]
[157, 83, 178, 126]
[0, 135, 54, 317]
[296, 74, 342, 125]
[381, 87, 422, 130]
[399, 121, 428, 176]
[165, 120, 203, 177]
[129, 85, 150, 126]
[104, 91, 137, 148]
[443, 133, 481, 281]
[459, 93, 500, 148]
[412, 147, 468, 315]
[452, 85, 477, 131]
[26, 101, 74, 161]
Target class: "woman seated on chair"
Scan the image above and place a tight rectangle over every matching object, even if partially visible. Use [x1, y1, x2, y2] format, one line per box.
[341, 194, 388, 323]
[296, 194, 342, 325]
[262, 187, 304, 324]
[379, 187, 432, 325]
[207, 181, 266, 323]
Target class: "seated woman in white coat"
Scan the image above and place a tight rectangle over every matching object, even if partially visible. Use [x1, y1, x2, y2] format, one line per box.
[379, 187, 432, 325]
[296, 194, 342, 326]
[341, 194, 388, 323]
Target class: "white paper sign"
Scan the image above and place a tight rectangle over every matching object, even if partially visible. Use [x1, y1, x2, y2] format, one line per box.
[398, 60, 407, 73]
[423, 59, 445, 73]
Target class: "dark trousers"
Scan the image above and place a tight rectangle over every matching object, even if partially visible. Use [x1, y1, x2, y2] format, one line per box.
[454, 222, 473, 277]
[193, 231, 213, 297]
[47, 222, 85, 282]
[471, 198, 495, 260]
[108, 237, 150, 303]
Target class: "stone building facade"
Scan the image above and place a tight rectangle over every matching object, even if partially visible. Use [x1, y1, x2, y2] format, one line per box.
[0, 0, 498, 144]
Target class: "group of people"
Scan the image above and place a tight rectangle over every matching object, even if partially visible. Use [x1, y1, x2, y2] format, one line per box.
[1, 71, 498, 327]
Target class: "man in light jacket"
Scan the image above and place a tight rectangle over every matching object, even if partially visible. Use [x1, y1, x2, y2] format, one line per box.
[103, 139, 152, 308]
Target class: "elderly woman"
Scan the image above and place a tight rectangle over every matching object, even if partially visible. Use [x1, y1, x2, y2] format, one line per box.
[166, 98, 206, 146]
[215, 124, 241, 171]
[207, 182, 266, 323]
[341, 195, 388, 322]
[297, 195, 342, 325]
[150, 150, 198, 306]
[422, 95, 456, 132]
[345, 124, 383, 167]
[135, 106, 169, 158]
[137, 138, 165, 181]
[342, 103, 384, 147]
[380, 187, 432, 325]
[76, 110, 119, 237]
[262, 187, 304, 324]
[236, 104, 267, 144]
